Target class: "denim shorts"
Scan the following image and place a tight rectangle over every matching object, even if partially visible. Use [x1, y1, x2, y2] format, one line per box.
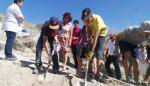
[119, 41, 140, 59]
[94, 36, 105, 60]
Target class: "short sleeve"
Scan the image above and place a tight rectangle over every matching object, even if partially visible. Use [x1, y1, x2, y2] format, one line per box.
[12, 7, 24, 18]
[41, 21, 49, 36]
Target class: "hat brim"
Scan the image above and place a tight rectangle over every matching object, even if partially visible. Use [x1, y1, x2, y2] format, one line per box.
[49, 25, 59, 30]
[82, 15, 90, 20]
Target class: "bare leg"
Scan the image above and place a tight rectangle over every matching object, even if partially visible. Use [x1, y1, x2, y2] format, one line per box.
[132, 58, 139, 82]
[63, 52, 68, 70]
[96, 59, 104, 75]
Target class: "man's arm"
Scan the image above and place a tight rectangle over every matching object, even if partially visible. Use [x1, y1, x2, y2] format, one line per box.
[91, 29, 100, 52]
[13, 7, 24, 24]
[43, 36, 50, 55]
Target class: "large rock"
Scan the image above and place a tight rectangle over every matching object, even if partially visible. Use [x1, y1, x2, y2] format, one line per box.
[13, 35, 35, 52]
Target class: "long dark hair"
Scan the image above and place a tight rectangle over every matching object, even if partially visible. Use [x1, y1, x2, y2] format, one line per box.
[63, 12, 72, 22]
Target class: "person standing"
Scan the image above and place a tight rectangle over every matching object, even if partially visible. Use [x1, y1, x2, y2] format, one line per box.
[71, 20, 81, 69]
[57, 12, 73, 71]
[2, 0, 25, 61]
[81, 8, 108, 82]
[105, 34, 122, 80]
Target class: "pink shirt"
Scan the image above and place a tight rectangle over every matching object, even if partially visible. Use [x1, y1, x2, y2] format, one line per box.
[72, 27, 81, 46]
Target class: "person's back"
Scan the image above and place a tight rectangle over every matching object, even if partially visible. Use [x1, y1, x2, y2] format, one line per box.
[123, 26, 147, 45]
[117, 21, 150, 46]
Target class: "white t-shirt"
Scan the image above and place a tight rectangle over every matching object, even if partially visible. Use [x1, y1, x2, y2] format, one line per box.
[61, 22, 72, 36]
[2, 3, 24, 33]
[108, 40, 116, 55]
[62, 22, 72, 32]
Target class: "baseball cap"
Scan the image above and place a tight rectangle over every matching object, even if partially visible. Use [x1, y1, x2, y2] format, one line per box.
[81, 8, 91, 20]
[49, 17, 60, 29]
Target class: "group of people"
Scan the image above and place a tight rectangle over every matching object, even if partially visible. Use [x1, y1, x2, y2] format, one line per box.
[2, 0, 150, 85]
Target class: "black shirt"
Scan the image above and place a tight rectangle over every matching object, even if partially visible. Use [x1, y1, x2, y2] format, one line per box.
[41, 20, 61, 40]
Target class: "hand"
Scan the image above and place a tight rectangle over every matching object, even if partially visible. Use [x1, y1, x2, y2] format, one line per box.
[22, 28, 29, 33]
[85, 51, 94, 60]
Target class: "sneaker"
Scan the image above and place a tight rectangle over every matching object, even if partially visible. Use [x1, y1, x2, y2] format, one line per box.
[76, 69, 85, 78]
[94, 74, 109, 84]
[102, 74, 109, 79]
[141, 81, 149, 86]
[33, 66, 43, 74]
[126, 76, 136, 84]
[33, 68, 39, 74]
[61, 68, 68, 73]
[61, 66, 67, 71]
[52, 69, 60, 74]
[135, 81, 141, 85]
[5, 57, 17, 61]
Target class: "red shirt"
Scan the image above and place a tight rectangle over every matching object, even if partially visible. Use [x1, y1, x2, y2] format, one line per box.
[72, 27, 81, 46]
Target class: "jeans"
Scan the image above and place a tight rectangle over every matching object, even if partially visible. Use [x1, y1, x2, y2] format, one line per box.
[35, 35, 59, 70]
[71, 45, 78, 69]
[105, 55, 122, 80]
[5, 31, 16, 58]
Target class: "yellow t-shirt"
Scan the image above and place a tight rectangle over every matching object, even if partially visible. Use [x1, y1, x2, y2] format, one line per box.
[89, 14, 108, 36]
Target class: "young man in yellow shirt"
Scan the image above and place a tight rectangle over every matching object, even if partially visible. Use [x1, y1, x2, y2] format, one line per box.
[81, 8, 108, 82]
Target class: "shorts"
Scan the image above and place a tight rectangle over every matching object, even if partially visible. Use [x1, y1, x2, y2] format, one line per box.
[77, 46, 89, 59]
[94, 36, 105, 60]
[119, 41, 140, 59]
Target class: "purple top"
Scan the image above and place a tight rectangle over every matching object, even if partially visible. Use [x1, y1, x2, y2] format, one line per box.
[79, 26, 89, 47]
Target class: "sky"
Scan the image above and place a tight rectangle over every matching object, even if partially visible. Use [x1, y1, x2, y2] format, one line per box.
[0, 0, 150, 31]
